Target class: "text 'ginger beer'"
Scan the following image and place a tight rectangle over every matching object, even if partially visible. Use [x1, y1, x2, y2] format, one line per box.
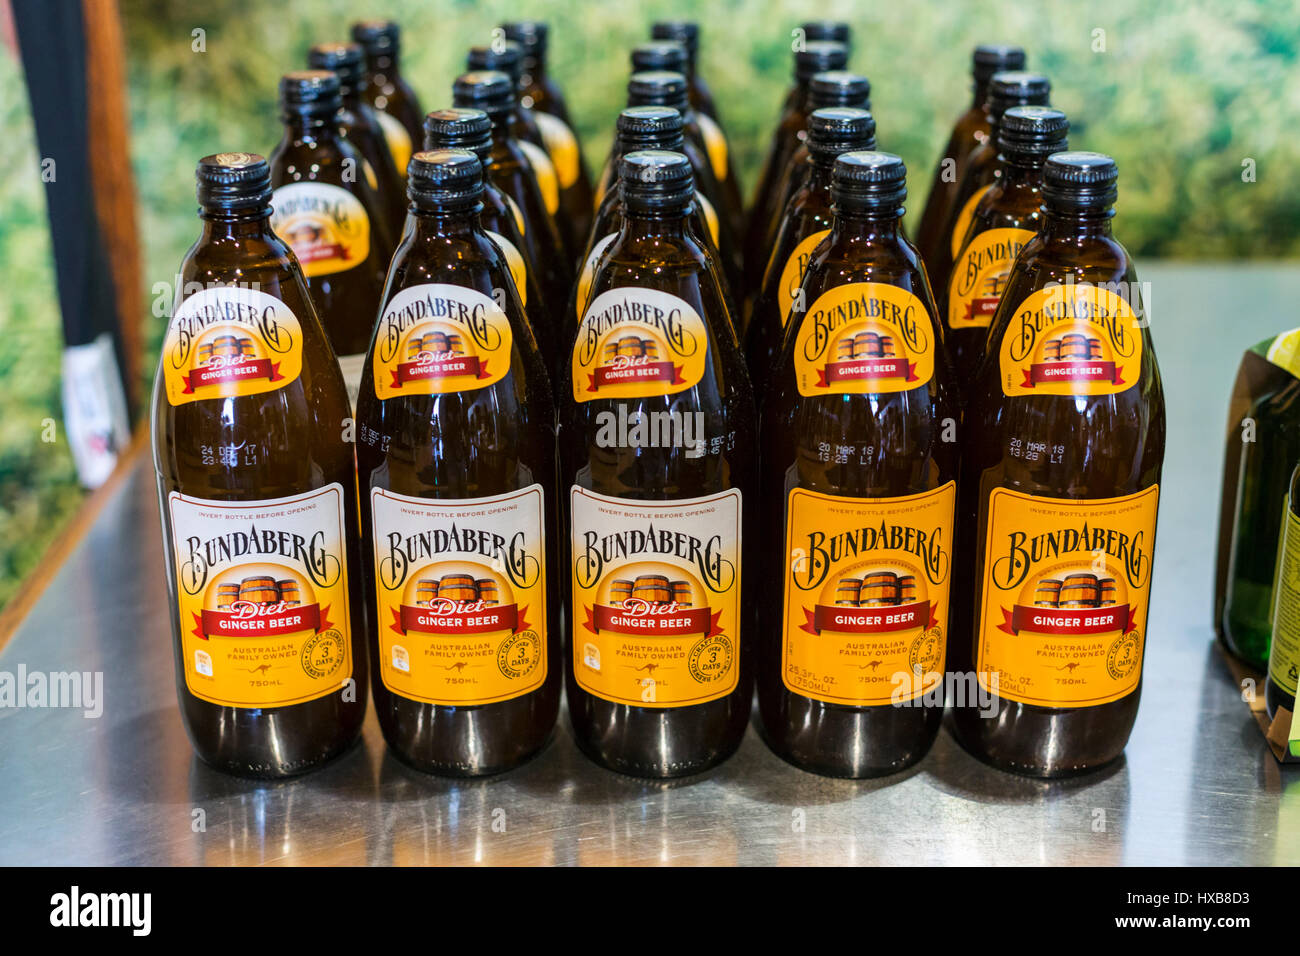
[952, 152, 1165, 777]
[561, 150, 757, 777]
[153, 153, 366, 777]
[357, 150, 559, 775]
[758, 152, 957, 777]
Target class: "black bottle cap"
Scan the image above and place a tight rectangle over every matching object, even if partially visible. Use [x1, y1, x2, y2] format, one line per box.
[973, 44, 1026, 83]
[651, 21, 698, 57]
[988, 71, 1051, 117]
[351, 20, 400, 55]
[801, 21, 851, 45]
[407, 149, 484, 211]
[423, 108, 493, 162]
[631, 41, 687, 74]
[832, 150, 907, 213]
[1043, 151, 1118, 209]
[467, 41, 524, 87]
[795, 41, 848, 80]
[502, 21, 548, 55]
[809, 70, 871, 110]
[196, 152, 272, 214]
[997, 106, 1069, 159]
[807, 107, 877, 160]
[278, 70, 342, 118]
[452, 70, 515, 117]
[307, 42, 366, 97]
[619, 149, 695, 212]
[627, 70, 690, 112]
[616, 106, 686, 152]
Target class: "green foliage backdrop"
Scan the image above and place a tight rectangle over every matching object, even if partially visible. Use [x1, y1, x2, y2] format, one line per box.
[0, 0, 1298, 606]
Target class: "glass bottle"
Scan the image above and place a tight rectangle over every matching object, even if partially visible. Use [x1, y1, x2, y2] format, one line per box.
[351, 19, 425, 176]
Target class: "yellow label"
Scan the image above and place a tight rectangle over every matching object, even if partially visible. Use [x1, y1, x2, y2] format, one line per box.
[161, 286, 304, 407]
[571, 287, 710, 403]
[997, 283, 1143, 397]
[1270, 500, 1300, 697]
[169, 484, 353, 708]
[372, 485, 548, 706]
[270, 181, 372, 278]
[371, 283, 514, 400]
[486, 230, 527, 307]
[505, 194, 527, 235]
[696, 112, 729, 183]
[375, 110, 412, 178]
[574, 233, 617, 320]
[947, 227, 1034, 330]
[975, 484, 1159, 708]
[782, 483, 954, 706]
[793, 282, 937, 396]
[777, 229, 830, 326]
[950, 183, 992, 258]
[533, 111, 581, 189]
[571, 486, 742, 707]
[697, 192, 720, 247]
[518, 139, 560, 215]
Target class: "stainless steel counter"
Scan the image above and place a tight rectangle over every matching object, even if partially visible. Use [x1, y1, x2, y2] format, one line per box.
[3, 263, 1300, 866]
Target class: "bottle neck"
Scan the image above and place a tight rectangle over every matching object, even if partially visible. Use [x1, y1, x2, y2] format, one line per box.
[366, 51, 398, 77]
[998, 158, 1046, 188]
[621, 206, 694, 238]
[1040, 205, 1115, 240]
[198, 210, 275, 235]
[830, 209, 903, 242]
[282, 111, 341, 139]
[408, 207, 484, 238]
[808, 156, 837, 190]
[972, 75, 991, 109]
[523, 54, 547, 81]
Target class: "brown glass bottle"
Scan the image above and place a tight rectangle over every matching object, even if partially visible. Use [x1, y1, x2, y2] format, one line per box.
[153, 152, 366, 777]
[743, 41, 848, 280]
[357, 149, 560, 776]
[351, 20, 425, 174]
[916, 45, 1026, 270]
[929, 71, 1051, 297]
[308, 43, 408, 243]
[453, 70, 572, 301]
[1267, 464, 1300, 720]
[758, 152, 957, 777]
[560, 150, 757, 777]
[749, 70, 871, 306]
[503, 21, 596, 247]
[424, 107, 559, 374]
[649, 22, 722, 127]
[598, 71, 744, 281]
[745, 107, 876, 396]
[467, 42, 582, 262]
[269, 71, 391, 406]
[570, 106, 734, 354]
[938, 106, 1068, 386]
[951, 152, 1165, 777]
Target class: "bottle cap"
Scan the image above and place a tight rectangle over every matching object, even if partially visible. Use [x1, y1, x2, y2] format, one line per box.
[452, 70, 515, 116]
[307, 43, 366, 98]
[973, 45, 1026, 83]
[616, 106, 686, 152]
[467, 41, 524, 87]
[795, 41, 848, 80]
[809, 70, 871, 110]
[997, 105, 1069, 159]
[801, 21, 851, 45]
[502, 21, 548, 56]
[832, 150, 907, 213]
[196, 152, 272, 213]
[350, 20, 400, 56]
[423, 108, 493, 161]
[1043, 151, 1118, 209]
[631, 41, 688, 74]
[408, 148, 485, 210]
[620, 149, 695, 211]
[278, 70, 342, 117]
[627, 70, 690, 112]
[988, 71, 1051, 118]
[807, 107, 877, 160]
[651, 21, 699, 57]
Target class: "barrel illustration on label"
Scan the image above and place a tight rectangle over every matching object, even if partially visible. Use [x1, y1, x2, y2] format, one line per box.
[794, 283, 936, 396]
[976, 485, 1158, 708]
[371, 283, 513, 399]
[999, 283, 1142, 396]
[372, 485, 547, 706]
[269, 181, 371, 278]
[571, 487, 742, 708]
[170, 484, 353, 709]
[161, 287, 303, 407]
[783, 483, 954, 706]
[947, 227, 1033, 330]
[571, 287, 709, 401]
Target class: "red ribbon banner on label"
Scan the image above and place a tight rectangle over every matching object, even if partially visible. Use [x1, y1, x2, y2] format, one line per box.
[997, 603, 1136, 636]
[583, 603, 722, 638]
[1021, 361, 1124, 388]
[587, 361, 685, 392]
[799, 600, 936, 635]
[390, 602, 529, 636]
[391, 355, 490, 388]
[816, 358, 918, 387]
[192, 602, 331, 640]
[963, 297, 1001, 322]
[293, 242, 351, 265]
[182, 358, 283, 393]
